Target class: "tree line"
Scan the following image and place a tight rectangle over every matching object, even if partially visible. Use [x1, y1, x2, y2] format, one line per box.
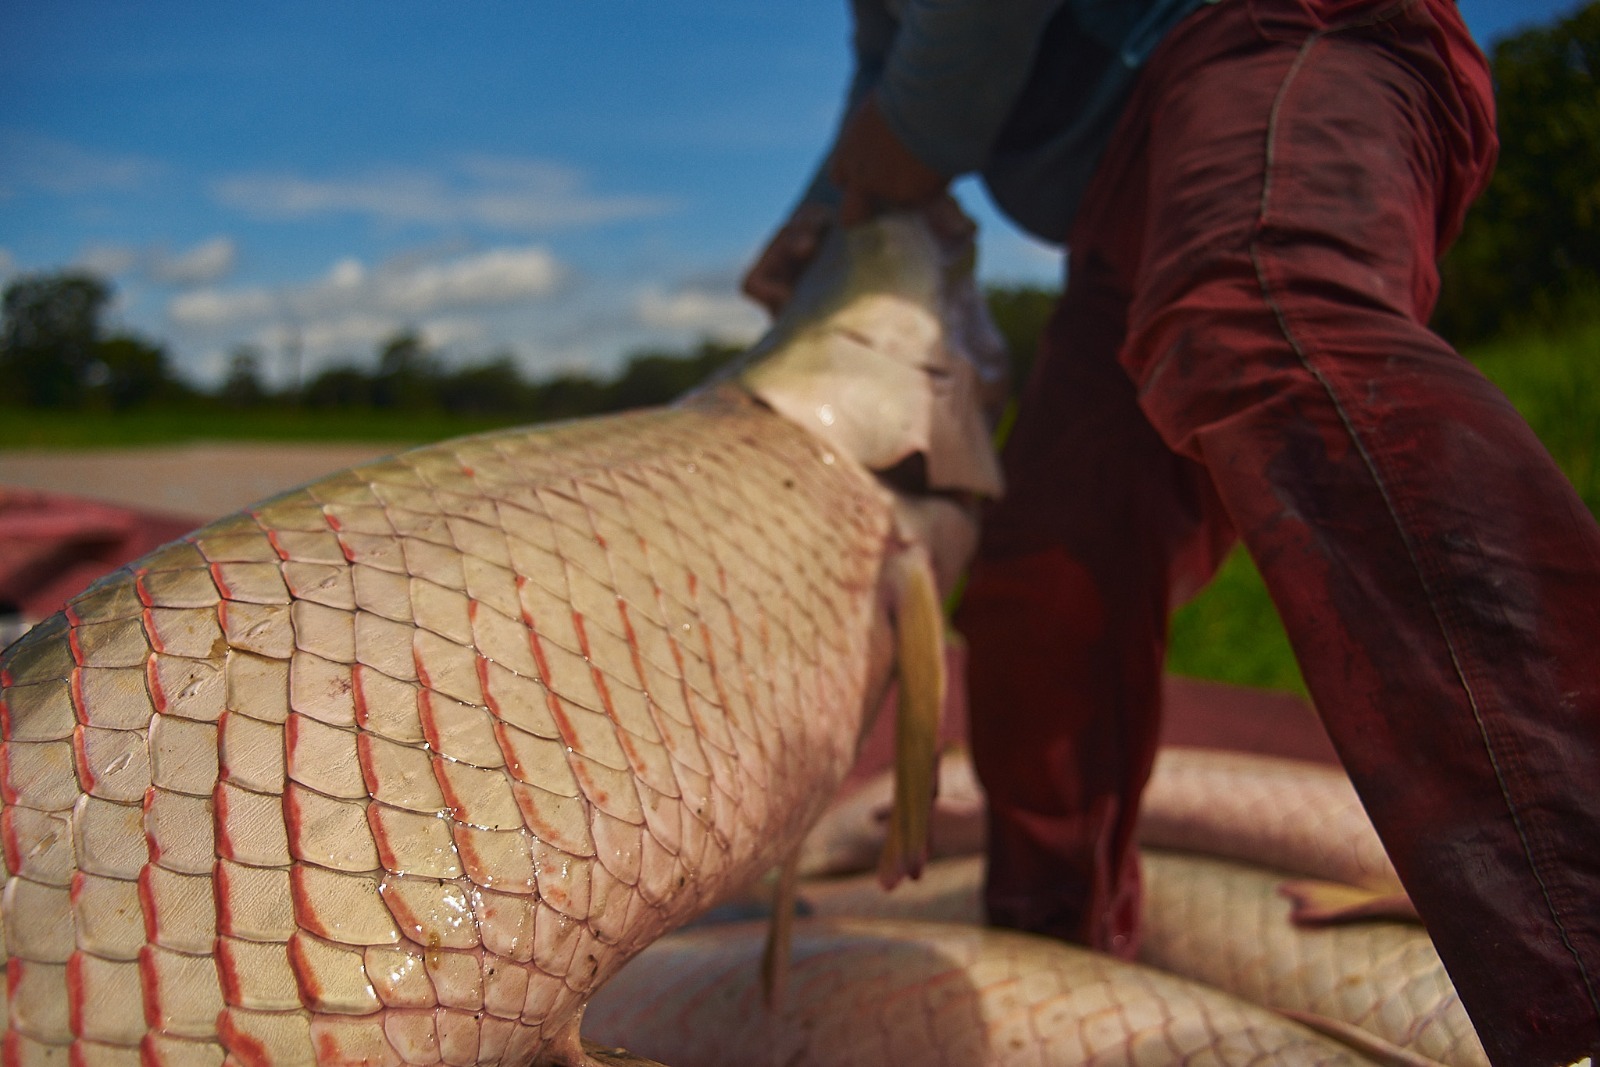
[0, 268, 748, 421]
[2, 2, 1591, 415]
[0, 263, 1057, 424]
[1434, 1, 1598, 341]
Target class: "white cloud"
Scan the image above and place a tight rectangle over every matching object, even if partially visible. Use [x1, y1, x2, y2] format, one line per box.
[0, 130, 164, 198]
[325, 258, 365, 290]
[213, 157, 673, 232]
[76, 244, 140, 278]
[635, 284, 766, 345]
[168, 246, 565, 357]
[69, 236, 238, 288]
[411, 316, 488, 350]
[150, 237, 237, 286]
[169, 286, 277, 329]
[292, 314, 489, 358]
[188, 313, 498, 389]
[378, 247, 561, 312]
[294, 314, 413, 355]
[0, 248, 18, 282]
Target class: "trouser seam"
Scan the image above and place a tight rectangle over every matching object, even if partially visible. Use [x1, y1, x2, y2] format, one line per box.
[1250, 28, 1600, 1020]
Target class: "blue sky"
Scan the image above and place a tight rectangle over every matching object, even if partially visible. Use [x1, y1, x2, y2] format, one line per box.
[0, 1, 1581, 389]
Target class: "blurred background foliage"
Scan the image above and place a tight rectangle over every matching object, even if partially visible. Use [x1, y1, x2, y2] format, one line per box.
[3, 3, 1595, 693]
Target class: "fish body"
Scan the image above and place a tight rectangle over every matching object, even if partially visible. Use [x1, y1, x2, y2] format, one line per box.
[583, 916, 1381, 1066]
[0, 210, 1002, 1064]
[1138, 850, 1487, 1067]
[1, 393, 895, 1064]
[780, 747, 1484, 1065]
[798, 743, 1408, 900]
[1138, 747, 1401, 893]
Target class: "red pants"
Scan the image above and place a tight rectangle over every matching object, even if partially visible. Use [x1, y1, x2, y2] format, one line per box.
[955, 0, 1600, 1062]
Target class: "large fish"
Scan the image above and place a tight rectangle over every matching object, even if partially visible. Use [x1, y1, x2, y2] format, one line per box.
[1138, 850, 1486, 1067]
[582, 915, 1382, 1065]
[0, 206, 1004, 1065]
[1138, 747, 1413, 922]
[775, 747, 1484, 1065]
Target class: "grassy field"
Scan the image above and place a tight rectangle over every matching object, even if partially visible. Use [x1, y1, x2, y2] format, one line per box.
[3, 315, 1593, 694]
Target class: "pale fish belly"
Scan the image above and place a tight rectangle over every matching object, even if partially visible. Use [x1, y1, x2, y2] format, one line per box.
[1138, 850, 1488, 1067]
[795, 745, 1403, 893]
[1139, 747, 1402, 893]
[741, 745, 1485, 1066]
[583, 916, 1382, 1066]
[658, 847, 1479, 1065]
[0, 394, 896, 1065]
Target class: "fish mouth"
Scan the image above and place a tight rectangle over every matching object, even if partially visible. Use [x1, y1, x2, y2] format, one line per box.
[732, 202, 1008, 505]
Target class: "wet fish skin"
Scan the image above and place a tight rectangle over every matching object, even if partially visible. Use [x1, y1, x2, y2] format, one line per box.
[787, 746, 1484, 1067]
[1138, 747, 1402, 893]
[583, 916, 1382, 1066]
[0, 394, 903, 1065]
[0, 207, 1004, 1064]
[1138, 850, 1488, 1067]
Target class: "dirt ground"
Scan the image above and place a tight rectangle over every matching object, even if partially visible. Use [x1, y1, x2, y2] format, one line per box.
[0, 441, 400, 522]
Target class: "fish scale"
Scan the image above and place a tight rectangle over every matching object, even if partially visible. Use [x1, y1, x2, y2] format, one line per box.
[0, 391, 896, 1065]
[1138, 850, 1488, 1067]
[582, 917, 1380, 1066]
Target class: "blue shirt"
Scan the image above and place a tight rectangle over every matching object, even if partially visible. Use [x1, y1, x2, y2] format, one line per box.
[810, 0, 1209, 243]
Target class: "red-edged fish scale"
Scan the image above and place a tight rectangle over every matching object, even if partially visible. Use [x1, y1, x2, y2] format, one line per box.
[1138, 749, 1401, 893]
[583, 917, 1379, 1065]
[0, 394, 894, 1065]
[1139, 852, 1488, 1067]
[785, 742, 1487, 1065]
[796, 851, 1483, 1065]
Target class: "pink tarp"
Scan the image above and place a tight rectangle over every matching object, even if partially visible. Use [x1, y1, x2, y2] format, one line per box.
[0, 489, 196, 623]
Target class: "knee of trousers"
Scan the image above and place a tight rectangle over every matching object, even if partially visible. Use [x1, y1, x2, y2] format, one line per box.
[1117, 253, 1481, 470]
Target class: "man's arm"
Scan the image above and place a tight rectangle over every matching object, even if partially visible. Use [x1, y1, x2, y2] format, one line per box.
[870, 0, 1066, 182]
[744, 0, 1064, 310]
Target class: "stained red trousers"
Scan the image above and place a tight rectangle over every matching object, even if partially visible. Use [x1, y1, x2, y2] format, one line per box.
[953, 0, 1600, 1062]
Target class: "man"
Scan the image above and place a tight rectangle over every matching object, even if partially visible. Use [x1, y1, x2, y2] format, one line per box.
[743, 1, 1600, 1063]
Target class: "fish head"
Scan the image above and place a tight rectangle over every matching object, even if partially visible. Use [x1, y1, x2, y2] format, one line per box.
[725, 202, 1012, 884]
[735, 198, 1008, 593]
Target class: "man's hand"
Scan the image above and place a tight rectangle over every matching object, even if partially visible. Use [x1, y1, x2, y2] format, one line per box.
[828, 91, 949, 225]
[743, 92, 949, 318]
[742, 201, 835, 317]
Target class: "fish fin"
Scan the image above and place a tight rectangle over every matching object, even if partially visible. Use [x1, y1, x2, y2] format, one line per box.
[1279, 879, 1421, 926]
[760, 849, 801, 1009]
[577, 1038, 674, 1066]
[1275, 1009, 1448, 1067]
[877, 547, 945, 890]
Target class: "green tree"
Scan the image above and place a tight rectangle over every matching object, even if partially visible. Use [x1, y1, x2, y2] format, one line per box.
[985, 284, 1058, 389]
[220, 345, 270, 408]
[437, 355, 532, 416]
[302, 364, 374, 409]
[91, 334, 177, 410]
[1436, 1, 1600, 340]
[605, 339, 743, 411]
[531, 372, 610, 422]
[372, 329, 439, 411]
[0, 272, 111, 407]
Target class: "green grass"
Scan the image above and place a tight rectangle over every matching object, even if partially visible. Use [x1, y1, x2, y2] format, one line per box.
[1468, 314, 1600, 518]
[1167, 549, 1307, 694]
[1166, 309, 1599, 693]
[0, 406, 523, 450]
